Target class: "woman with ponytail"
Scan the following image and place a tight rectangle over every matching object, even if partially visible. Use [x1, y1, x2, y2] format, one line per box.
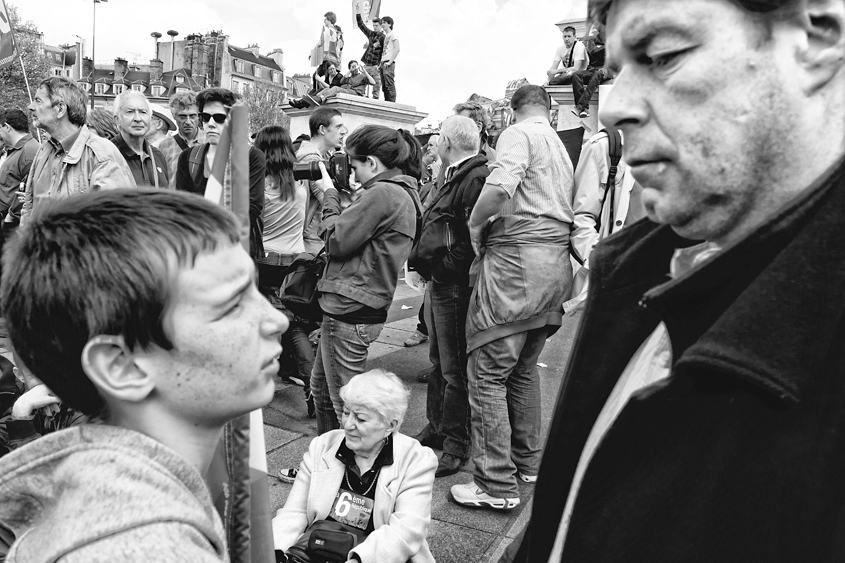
[310, 125, 422, 434]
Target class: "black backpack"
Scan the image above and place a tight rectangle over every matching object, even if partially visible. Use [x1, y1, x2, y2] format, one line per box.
[280, 249, 327, 322]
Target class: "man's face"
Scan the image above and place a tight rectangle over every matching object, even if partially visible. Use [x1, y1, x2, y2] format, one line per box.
[562, 31, 575, 48]
[373, 21, 382, 33]
[143, 242, 287, 428]
[201, 101, 228, 146]
[435, 133, 450, 165]
[601, 0, 800, 244]
[115, 96, 151, 139]
[174, 104, 199, 140]
[0, 122, 11, 145]
[327, 64, 338, 78]
[28, 86, 60, 132]
[321, 115, 347, 150]
[350, 62, 360, 74]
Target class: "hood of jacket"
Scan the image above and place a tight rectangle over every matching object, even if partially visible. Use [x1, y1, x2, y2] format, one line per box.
[0, 424, 226, 561]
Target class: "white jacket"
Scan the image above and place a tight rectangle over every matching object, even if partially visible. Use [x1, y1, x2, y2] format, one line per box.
[272, 430, 437, 563]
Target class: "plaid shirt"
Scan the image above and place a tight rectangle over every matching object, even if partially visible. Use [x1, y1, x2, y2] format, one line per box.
[356, 14, 384, 66]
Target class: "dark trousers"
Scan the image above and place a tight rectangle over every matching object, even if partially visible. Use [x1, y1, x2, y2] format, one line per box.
[548, 72, 574, 85]
[380, 62, 396, 102]
[424, 281, 472, 458]
[416, 301, 428, 336]
[573, 67, 608, 111]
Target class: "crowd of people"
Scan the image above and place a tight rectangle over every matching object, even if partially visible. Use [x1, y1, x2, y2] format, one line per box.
[0, 0, 844, 560]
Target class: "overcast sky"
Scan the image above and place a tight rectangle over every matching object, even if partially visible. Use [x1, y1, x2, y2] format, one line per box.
[19, 0, 587, 127]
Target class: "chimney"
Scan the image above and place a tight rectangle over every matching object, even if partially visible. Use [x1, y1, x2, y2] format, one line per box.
[82, 56, 94, 77]
[247, 43, 260, 56]
[269, 47, 284, 70]
[114, 57, 128, 81]
[150, 59, 163, 82]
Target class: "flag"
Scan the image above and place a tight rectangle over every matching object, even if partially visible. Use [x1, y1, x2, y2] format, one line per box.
[204, 104, 276, 563]
[368, 0, 382, 20]
[354, 0, 381, 23]
[0, 0, 19, 69]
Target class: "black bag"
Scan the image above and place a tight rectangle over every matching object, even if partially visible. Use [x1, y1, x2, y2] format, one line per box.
[280, 249, 327, 321]
[286, 520, 364, 563]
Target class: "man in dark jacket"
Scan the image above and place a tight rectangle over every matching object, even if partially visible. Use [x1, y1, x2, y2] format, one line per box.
[111, 91, 169, 188]
[356, 13, 384, 99]
[175, 87, 266, 259]
[409, 115, 489, 477]
[513, 0, 845, 561]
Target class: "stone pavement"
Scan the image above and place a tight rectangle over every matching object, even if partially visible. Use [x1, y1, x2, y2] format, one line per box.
[263, 280, 582, 563]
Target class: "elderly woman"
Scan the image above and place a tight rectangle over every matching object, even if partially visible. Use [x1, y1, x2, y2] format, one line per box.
[273, 370, 437, 563]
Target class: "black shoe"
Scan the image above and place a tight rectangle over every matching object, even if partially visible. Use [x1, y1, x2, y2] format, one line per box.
[289, 98, 306, 109]
[416, 366, 433, 383]
[435, 453, 468, 478]
[412, 426, 444, 449]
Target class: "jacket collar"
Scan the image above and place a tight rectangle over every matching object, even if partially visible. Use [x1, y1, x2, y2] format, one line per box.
[617, 156, 845, 404]
[443, 153, 488, 187]
[7, 134, 33, 153]
[61, 125, 92, 165]
[360, 168, 402, 191]
[111, 133, 153, 161]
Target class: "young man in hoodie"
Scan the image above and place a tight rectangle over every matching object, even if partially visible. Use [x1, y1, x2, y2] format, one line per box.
[0, 189, 288, 561]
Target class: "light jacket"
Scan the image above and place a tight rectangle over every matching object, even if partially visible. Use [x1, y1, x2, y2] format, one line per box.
[0, 424, 228, 562]
[466, 215, 571, 352]
[272, 430, 437, 563]
[515, 156, 845, 562]
[318, 170, 421, 311]
[296, 141, 331, 255]
[23, 125, 134, 221]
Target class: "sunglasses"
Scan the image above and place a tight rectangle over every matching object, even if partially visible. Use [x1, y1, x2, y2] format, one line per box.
[200, 112, 228, 124]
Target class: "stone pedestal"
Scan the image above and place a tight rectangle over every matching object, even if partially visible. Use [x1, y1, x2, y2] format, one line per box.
[546, 82, 614, 138]
[283, 94, 428, 140]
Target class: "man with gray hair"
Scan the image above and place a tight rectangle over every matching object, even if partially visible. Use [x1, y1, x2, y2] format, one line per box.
[168, 91, 205, 151]
[514, 0, 845, 560]
[409, 115, 490, 477]
[452, 85, 574, 510]
[111, 91, 169, 188]
[23, 77, 133, 221]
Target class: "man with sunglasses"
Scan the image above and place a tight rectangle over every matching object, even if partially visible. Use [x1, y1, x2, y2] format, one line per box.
[175, 87, 266, 259]
[22, 77, 133, 222]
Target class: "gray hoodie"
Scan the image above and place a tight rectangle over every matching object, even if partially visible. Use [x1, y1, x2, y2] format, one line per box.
[0, 424, 228, 562]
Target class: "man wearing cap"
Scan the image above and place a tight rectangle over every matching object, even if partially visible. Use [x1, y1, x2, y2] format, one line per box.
[512, 0, 845, 561]
[146, 103, 180, 188]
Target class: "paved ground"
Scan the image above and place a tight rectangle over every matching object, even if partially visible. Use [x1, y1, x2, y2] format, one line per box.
[263, 280, 582, 563]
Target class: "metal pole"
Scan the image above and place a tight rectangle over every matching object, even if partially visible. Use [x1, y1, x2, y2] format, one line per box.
[90, 0, 96, 109]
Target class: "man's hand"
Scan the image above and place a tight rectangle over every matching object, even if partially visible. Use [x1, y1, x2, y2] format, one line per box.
[316, 161, 336, 193]
[469, 220, 487, 257]
[11, 384, 61, 419]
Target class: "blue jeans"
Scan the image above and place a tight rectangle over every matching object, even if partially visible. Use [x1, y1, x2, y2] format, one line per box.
[468, 327, 548, 498]
[283, 321, 315, 399]
[310, 316, 384, 435]
[424, 281, 471, 458]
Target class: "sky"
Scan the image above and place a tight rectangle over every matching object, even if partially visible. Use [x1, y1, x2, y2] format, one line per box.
[18, 0, 587, 128]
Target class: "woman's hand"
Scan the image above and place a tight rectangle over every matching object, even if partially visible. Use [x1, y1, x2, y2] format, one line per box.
[316, 161, 336, 193]
[11, 384, 61, 419]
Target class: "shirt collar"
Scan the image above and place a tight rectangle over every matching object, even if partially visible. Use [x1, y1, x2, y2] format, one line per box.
[112, 133, 151, 160]
[444, 154, 474, 183]
[336, 433, 395, 469]
[49, 127, 81, 155]
[8, 134, 33, 152]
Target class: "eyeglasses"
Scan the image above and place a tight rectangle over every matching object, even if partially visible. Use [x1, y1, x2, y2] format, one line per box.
[200, 112, 228, 124]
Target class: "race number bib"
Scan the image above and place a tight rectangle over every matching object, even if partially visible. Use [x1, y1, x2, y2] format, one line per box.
[329, 488, 374, 531]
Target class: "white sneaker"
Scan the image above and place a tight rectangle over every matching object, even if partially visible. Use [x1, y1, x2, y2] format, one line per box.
[278, 468, 298, 483]
[517, 471, 538, 484]
[450, 482, 520, 510]
[403, 330, 428, 347]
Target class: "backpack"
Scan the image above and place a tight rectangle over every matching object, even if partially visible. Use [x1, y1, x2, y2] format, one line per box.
[280, 249, 327, 322]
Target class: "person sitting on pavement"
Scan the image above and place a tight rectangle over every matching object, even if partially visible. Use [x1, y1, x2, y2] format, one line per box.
[22, 77, 134, 222]
[273, 369, 437, 563]
[146, 103, 181, 187]
[547, 25, 589, 85]
[110, 90, 169, 189]
[409, 115, 491, 478]
[0, 188, 288, 560]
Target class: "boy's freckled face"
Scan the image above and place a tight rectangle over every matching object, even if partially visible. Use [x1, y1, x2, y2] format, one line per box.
[148, 242, 288, 427]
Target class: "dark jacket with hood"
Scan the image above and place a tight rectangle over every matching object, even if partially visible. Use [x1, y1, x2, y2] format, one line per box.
[409, 154, 489, 284]
[514, 156, 845, 562]
[318, 170, 421, 316]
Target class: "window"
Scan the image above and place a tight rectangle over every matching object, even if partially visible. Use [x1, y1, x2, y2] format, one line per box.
[253, 65, 262, 79]
[272, 71, 281, 84]
[234, 59, 245, 73]
[175, 86, 190, 94]
[131, 84, 145, 93]
[52, 67, 63, 77]
[94, 83, 107, 95]
[80, 82, 91, 92]
[112, 84, 125, 95]
[151, 85, 164, 97]
[175, 75, 185, 84]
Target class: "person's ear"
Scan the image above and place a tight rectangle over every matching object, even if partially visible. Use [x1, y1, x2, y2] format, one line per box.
[81, 335, 154, 405]
[799, 0, 845, 93]
[385, 418, 399, 435]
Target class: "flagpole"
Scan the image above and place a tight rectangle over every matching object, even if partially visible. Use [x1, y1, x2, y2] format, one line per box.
[6, 2, 40, 142]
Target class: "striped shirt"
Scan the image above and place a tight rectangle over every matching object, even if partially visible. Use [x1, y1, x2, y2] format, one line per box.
[486, 116, 575, 223]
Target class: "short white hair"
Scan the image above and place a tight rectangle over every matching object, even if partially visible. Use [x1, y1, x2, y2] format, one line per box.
[339, 369, 410, 432]
[113, 90, 150, 117]
[440, 115, 480, 154]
